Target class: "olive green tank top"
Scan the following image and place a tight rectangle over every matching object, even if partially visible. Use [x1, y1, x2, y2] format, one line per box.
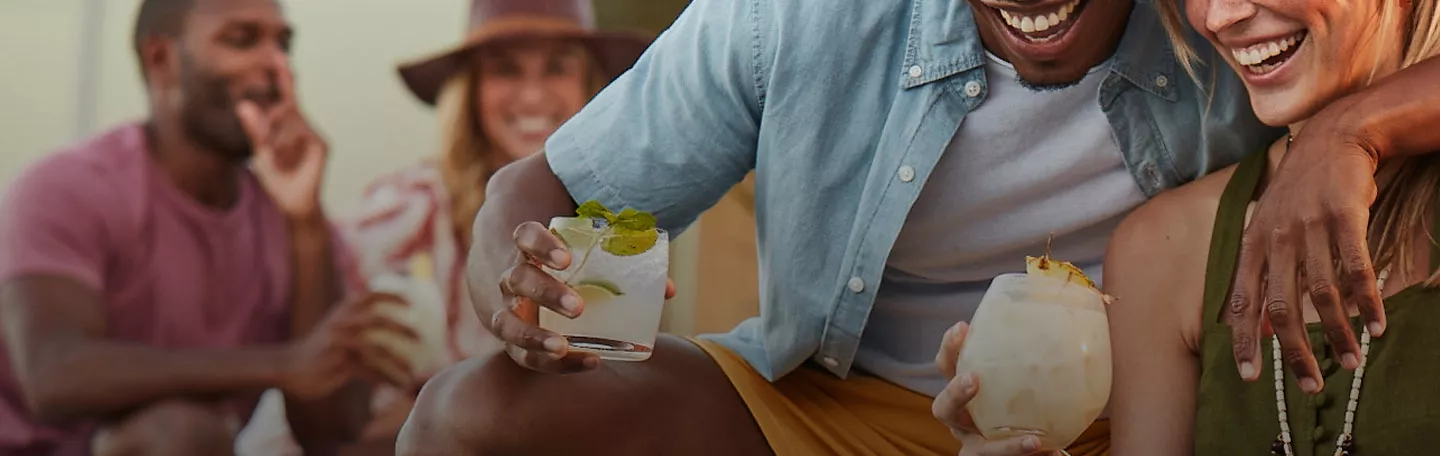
[1195, 150, 1440, 455]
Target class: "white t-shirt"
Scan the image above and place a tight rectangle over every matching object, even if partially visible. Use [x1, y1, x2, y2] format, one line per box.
[854, 53, 1147, 396]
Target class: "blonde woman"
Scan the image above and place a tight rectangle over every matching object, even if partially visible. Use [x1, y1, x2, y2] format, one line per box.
[235, 1, 649, 453]
[342, 0, 649, 439]
[1106, 0, 1440, 454]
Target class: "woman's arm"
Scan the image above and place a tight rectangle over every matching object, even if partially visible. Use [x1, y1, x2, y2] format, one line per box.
[1105, 192, 1215, 456]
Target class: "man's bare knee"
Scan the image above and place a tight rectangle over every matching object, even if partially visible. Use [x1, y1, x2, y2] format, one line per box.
[399, 336, 767, 456]
[93, 400, 236, 456]
[399, 353, 523, 455]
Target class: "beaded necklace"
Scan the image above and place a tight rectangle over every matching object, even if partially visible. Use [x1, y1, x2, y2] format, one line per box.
[1268, 267, 1388, 456]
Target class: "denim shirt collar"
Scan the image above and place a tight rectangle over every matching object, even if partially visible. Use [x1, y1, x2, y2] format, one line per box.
[1107, 1, 1179, 101]
[900, 0, 985, 89]
[901, 0, 1178, 102]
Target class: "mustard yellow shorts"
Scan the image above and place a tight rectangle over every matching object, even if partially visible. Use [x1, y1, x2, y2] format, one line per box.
[692, 339, 1110, 456]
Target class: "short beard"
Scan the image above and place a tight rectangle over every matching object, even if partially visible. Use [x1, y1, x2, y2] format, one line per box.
[177, 49, 254, 161]
[1015, 75, 1082, 93]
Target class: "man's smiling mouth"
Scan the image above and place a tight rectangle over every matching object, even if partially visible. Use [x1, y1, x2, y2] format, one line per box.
[992, 0, 1086, 43]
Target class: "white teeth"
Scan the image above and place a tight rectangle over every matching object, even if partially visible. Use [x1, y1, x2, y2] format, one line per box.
[999, 0, 1081, 39]
[1230, 33, 1304, 66]
[513, 117, 554, 134]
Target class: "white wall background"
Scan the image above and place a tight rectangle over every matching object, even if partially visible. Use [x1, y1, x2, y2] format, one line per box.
[0, 0, 84, 189]
[0, 0, 468, 214]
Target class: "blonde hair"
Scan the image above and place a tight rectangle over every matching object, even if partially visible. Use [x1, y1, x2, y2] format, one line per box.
[1156, 1, 1203, 82]
[1158, 0, 1440, 285]
[434, 69, 487, 248]
[434, 47, 605, 246]
[1373, 0, 1440, 285]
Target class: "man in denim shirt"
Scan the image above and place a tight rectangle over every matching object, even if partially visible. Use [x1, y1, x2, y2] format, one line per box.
[398, 0, 1440, 454]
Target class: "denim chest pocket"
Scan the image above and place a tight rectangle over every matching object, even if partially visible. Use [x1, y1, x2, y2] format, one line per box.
[1098, 82, 1185, 196]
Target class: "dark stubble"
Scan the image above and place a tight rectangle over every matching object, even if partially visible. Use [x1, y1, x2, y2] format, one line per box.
[176, 47, 279, 161]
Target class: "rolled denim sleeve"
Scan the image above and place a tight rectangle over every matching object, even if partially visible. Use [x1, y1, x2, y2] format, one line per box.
[546, 0, 763, 234]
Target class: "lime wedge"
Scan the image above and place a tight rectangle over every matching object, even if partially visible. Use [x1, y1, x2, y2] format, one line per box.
[550, 217, 599, 249]
[577, 279, 623, 294]
[574, 279, 624, 306]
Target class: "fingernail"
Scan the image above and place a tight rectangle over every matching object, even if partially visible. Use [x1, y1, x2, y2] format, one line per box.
[959, 373, 975, 394]
[1368, 322, 1384, 336]
[1023, 436, 1041, 451]
[561, 293, 582, 314]
[582, 356, 600, 369]
[1342, 353, 1360, 369]
[1300, 377, 1319, 393]
[1239, 362, 1257, 379]
[543, 337, 567, 354]
[549, 249, 568, 268]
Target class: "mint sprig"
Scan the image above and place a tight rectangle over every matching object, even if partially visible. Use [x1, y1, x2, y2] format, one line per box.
[575, 200, 613, 223]
[569, 201, 658, 256]
[556, 200, 660, 287]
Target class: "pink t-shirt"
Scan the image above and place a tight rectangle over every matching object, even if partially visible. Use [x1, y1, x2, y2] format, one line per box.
[0, 123, 293, 454]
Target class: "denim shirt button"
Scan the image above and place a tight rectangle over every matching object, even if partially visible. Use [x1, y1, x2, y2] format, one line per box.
[822, 356, 840, 368]
[848, 277, 865, 293]
[1145, 163, 1161, 187]
[1155, 74, 1169, 88]
[964, 81, 983, 98]
[908, 65, 923, 78]
[897, 165, 916, 183]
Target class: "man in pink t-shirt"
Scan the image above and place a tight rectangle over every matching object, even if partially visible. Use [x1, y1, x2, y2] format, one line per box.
[0, 1, 415, 455]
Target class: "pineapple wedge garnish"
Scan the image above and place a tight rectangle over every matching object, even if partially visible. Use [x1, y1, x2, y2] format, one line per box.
[1026, 254, 1097, 290]
[1025, 236, 1098, 291]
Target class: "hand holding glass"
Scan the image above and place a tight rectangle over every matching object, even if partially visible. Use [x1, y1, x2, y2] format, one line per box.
[954, 272, 1112, 451]
[538, 201, 668, 361]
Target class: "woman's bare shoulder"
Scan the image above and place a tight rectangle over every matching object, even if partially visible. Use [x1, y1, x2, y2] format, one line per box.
[1106, 164, 1241, 348]
[1114, 165, 1238, 263]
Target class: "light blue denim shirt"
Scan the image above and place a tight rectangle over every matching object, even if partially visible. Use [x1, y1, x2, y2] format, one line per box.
[545, 0, 1283, 381]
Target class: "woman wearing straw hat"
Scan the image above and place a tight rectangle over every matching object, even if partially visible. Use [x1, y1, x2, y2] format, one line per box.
[234, 1, 650, 453]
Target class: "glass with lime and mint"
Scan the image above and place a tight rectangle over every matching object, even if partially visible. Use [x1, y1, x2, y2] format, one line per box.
[541, 201, 669, 361]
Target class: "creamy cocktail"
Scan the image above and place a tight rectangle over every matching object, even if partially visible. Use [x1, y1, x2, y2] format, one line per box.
[955, 253, 1112, 451]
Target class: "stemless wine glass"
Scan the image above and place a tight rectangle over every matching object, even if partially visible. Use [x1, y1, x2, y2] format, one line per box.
[954, 273, 1112, 451]
[540, 216, 669, 361]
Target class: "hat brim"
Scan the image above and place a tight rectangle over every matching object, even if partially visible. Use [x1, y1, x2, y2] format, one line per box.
[397, 30, 652, 107]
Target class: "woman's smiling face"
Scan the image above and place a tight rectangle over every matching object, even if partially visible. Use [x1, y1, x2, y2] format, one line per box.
[474, 38, 595, 161]
[1185, 0, 1399, 126]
